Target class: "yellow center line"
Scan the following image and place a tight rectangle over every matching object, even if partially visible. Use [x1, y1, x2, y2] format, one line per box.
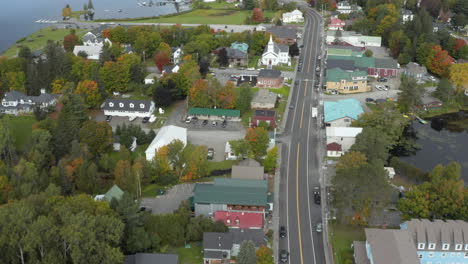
[300, 102, 305, 128]
[296, 144, 305, 264]
[304, 80, 308, 97]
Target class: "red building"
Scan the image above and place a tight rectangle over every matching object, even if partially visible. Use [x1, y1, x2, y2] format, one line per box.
[215, 211, 264, 229]
[256, 69, 284, 88]
[368, 58, 399, 77]
[252, 110, 276, 128]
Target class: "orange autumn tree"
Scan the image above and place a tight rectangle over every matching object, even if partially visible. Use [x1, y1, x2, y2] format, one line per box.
[427, 45, 453, 78]
[245, 127, 270, 160]
[252, 8, 265, 23]
[189, 79, 211, 107]
[216, 81, 236, 109]
[74, 80, 102, 108]
[182, 145, 209, 182]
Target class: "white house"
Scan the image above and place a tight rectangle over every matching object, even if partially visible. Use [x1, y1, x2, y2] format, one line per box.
[171, 47, 183, 64]
[82, 32, 112, 46]
[336, 1, 361, 14]
[0, 89, 57, 115]
[326, 127, 363, 157]
[282, 9, 304, 23]
[401, 9, 414, 23]
[101, 99, 155, 118]
[261, 35, 291, 66]
[144, 73, 158, 85]
[73, 45, 102, 60]
[145, 125, 187, 161]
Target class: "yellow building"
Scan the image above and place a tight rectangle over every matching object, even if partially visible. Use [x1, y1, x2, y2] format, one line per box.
[325, 68, 370, 94]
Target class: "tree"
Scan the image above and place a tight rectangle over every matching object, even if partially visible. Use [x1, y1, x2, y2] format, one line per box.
[245, 127, 270, 160]
[114, 160, 137, 196]
[364, 49, 373, 57]
[263, 146, 278, 173]
[289, 42, 300, 57]
[252, 8, 265, 23]
[133, 31, 162, 58]
[333, 29, 342, 44]
[154, 52, 170, 72]
[182, 145, 209, 181]
[243, 0, 255, 9]
[189, 79, 211, 107]
[63, 33, 79, 52]
[236, 83, 253, 114]
[434, 78, 453, 102]
[199, 56, 210, 77]
[74, 80, 102, 108]
[397, 75, 425, 112]
[388, 30, 410, 58]
[335, 151, 367, 169]
[18, 46, 32, 61]
[88, 0, 94, 9]
[237, 240, 257, 264]
[216, 82, 236, 109]
[229, 139, 251, 160]
[157, 42, 172, 57]
[351, 128, 390, 163]
[448, 63, 468, 92]
[217, 48, 229, 67]
[256, 245, 274, 264]
[79, 121, 113, 157]
[62, 5, 72, 18]
[427, 45, 453, 78]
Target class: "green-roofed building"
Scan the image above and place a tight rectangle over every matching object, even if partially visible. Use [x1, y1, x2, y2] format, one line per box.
[327, 48, 364, 58]
[326, 68, 370, 94]
[188, 107, 241, 121]
[94, 184, 124, 203]
[193, 178, 268, 217]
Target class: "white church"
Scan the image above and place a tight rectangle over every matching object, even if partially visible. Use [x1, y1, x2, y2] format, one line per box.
[261, 35, 291, 66]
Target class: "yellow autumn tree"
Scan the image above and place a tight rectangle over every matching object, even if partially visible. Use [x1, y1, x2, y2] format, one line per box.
[449, 63, 468, 92]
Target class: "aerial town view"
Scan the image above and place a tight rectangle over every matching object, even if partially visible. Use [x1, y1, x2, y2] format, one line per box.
[0, 0, 467, 263]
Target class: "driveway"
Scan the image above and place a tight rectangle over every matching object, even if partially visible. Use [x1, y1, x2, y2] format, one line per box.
[187, 130, 246, 161]
[141, 183, 194, 215]
[93, 111, 154, 133]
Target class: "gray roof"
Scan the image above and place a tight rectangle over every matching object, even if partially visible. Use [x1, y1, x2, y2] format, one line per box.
[124, 253, 178, 264]
[203, 250, 226, 259]
[225, 48, 248, 59]
[258, 69, 282, 78]
[145, 73, 158, 79]
[326, 59, 358, 71]
[353, 241, 370, 264]
[405, 62, 427, 75]
[251, 89, 277, 106]
[203, 232, 234, 250]
[263, 42, 289, 55]
[2, 90, 56, 104]
[163, 65, 176, 73]
[375, 58, 398, 69]
[231, 164, 264, 180]
[239, 158, 261, 167]
[231, 229, 267, 246]
[365, 228, 420, 264]
[82, 32, 98, 43]
[401, 9, 413, 15]
[267, 26, 298, 40]
[101, 99, 153, 113]
[254, 109, 276, 117]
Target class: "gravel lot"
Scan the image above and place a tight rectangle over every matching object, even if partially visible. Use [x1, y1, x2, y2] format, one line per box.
[187, 130, 246, 161]
[141, 183, 194, 215]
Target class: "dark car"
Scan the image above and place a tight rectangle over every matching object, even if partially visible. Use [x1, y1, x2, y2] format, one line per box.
[142, 117, 150, 123]
[202, 120, 208, 126]
[280, 226, 287, 238]
[289, 104, 294, 109]
[207, 148, 215, 160]
[365, 98, 375, 103]
[105, 115, 112, 122]
[314, 187, 321, 205]
[191, 116, 198, 123]
[378, 77, 388, 82]
[220, 67, 226, 70]
[221, 120, 227, 128]
[280, 250, 289, 263]
[294, 80, 299, 85]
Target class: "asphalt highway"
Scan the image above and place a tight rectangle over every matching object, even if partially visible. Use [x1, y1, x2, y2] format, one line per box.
[278, 7, 326, 264]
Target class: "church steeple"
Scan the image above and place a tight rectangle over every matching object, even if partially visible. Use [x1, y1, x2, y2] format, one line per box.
[267, 35, 274, 52]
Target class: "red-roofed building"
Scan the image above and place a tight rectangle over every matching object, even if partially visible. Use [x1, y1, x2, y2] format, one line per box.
[215, 211, 264, 229]
[328, 18, 346, 30]
[327, 142, 343, 157]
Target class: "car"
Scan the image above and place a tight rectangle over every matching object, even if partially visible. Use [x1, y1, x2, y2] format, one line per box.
[280, 226, 287, 238]
[202, 120, 208, 126]
[149, 115, 157, 123]
[191, 116, 199, 123]
[212, 121, 217, 127]
[221, 120, 227, 128]
[185, 117, 192, 124]
[280, 250, 289, 263]
[220, 67, 226, 70]
[105, 115, 112, 122]
[207, 148, 215, 160]
[247, 67, 255, 71]
[129, 116, 137, 122]
[297, 67, 302, 72]
[317, 55, 322, 60]
[142, 117, 150, 123]
[374, 85, 384, 91]
[313, 186, 321, 205]
[294, 80, 299, 85]
[329, 90, 338, 95]
[377, 77, 388, 82]
[289, 104, 294, 109]
[210, 72, 216, 76]
[365, 98, 375, 103]
[299, 44, 304, 48]
[316, 223, 322, 232]
[238, 67, 245, 70]
[316, 66, 320, 72]
[384, 85, 390, 90]
[428, 76, 437, 82]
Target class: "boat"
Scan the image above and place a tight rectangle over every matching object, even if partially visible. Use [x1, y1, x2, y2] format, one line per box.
[118, 9, 123, 12]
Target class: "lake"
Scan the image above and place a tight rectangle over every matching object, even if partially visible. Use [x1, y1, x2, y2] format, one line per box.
[399, 111, 468, 183]
[0, 0, 189, 53]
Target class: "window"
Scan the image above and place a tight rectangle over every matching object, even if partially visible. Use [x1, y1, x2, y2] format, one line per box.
[344, 118, 350, 122]
[419, 254, 423, 259]
[119, 103, 124, 108]
[455, 244, 462, 250]
[429, 252, 434, 258]
[441, 253, 446, 258]
[109, 102, 114, 107]
[129, 103, 134, 108]
[418, 243, 426, 250]
[465, 244, 468, 250]
[465, 252, 468, 258]
[429, 243, 436, 250]
[442, 244, 450, 250]
[140, 104, 145, 109]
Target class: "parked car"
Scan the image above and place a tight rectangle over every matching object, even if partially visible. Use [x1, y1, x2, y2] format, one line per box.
[374, 85, 384, 91]
[221, 120, 227, 128]
[280, 250, 289, 263]
[365, 98, 375, 103]
[289, 104, 294, 109]
[316, 66, 320, 72]
[329, 90, 338, 95]
[313, 186, 321, 205]
[142, 117, 150, 123]
[220, 67, 226, 70]
[238, 67, 245, 70]
[377, 77, 388, 82]
[105, 115, 112, 122]
[280, 226, 287, 238]
[384, 85, 390, 90]
[185, 117, 192, 124]
[247, 67, 255, 71]
[202, 120, 208, 126]
[207, 148, 215, 160]
[317, 55, 321, 60]
[149, 115, 157, 123]
[212, 121, 217, 127]
[316, 223, 322, 233]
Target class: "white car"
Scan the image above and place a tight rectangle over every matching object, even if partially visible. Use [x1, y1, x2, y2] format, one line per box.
[149, 115, 157, 123]
[247, 67, 255, 71]
[374, 85, 384, 91]
[129, 116, 137, 122]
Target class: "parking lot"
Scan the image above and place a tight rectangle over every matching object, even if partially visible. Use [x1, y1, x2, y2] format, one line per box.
[94, 111, 154, 133]
[187, 130, 246, 162]
[141, 183, 194, 215]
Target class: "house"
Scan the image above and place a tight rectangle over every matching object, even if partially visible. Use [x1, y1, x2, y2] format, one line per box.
[0, 89, 57, 115]
[72, 45, 102, 60]
[124, 253, 178, 264]
[326, 142, 343, 157]
[230, 42, 249, 54]
[231, 158, 264, 180]
[188, 107, 241, 121]
[354, 219, 468, 264]
[193, 178, 269, 217]
[326, 127, 362, 156]
[215, 47, 248, 67]
[282, 9, 304, 23]
[145, 125, 187, 161]
[325, 68, 369, 94]
[326, 30, 381, 47]
[401, 9, 414, 23]
[144, 73, 158, 85]
[162, 64, 179, 74]
[94, 184, 124, 203]
[266, 26, 299, 44]
[101, 99, 155, 118]
[404, 62, 427, 82]
[324, 99, 363, 127]
[328, 17, 346, 30]
[252, 109, 276, 128]
[215, 211, 264, 229]
[257, 69, 284, 88]
[171, 47, 182, 64]
[261, 36, 291, 66]
[203, 229, 267, 263]
[251, 89, 277, 109]
[420, 94, 443, 110]
[337, 1, 362, 14]
[81, 31, 111, 46]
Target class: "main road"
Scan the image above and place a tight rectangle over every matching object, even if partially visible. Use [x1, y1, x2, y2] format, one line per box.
[278, 6, 327, 264]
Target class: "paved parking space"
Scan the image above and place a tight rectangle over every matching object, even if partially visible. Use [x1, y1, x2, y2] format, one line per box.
[141, 183, 194, 215]
[187, 130, 246, 161]
[93, 111, 154, 133]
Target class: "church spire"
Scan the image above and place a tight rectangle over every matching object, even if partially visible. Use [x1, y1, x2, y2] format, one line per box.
[267, 35, 274, 52]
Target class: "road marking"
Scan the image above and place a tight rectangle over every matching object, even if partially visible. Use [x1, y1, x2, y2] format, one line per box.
[300, 101, 305, 129]
[303, 79, 308, 97]
[296, 144, 305, 264]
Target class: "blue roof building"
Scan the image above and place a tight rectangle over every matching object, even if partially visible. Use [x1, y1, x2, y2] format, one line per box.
[230, 42, 249, 53]
[324, 99, 363, 126]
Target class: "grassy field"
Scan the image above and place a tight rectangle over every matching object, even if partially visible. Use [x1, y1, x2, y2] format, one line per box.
[1, 27, 86, 57]
[330, 223, 366, 264]
[170, 242, 203, 264]
[117, 9, 277, 25]
[207, 159, 238, 172]
[204, 1, 237, 9]
[2, 115, 36, 152]
[141, 183, 166, 198]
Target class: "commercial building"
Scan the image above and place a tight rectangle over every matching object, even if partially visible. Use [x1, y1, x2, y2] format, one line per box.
[324, 99, 364, 127]
[256, 69, 284, 88]
[325, 68, 369, 94]
[145, 125, 187, 161]
[101, 99, 155, 118]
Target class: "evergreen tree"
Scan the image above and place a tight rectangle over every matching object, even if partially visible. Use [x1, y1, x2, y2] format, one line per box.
[237, 241, 257, 264]
[88, 0, 94, 9]
[217, 48, 229, 67]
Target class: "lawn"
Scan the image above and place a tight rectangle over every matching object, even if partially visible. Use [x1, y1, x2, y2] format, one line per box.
[2, 115, 36, 152]
[1, 27, 86, 57]
[272, 85, 290, 98]
[141, 183, 167, 198]
[329, 223, 366, 264]
[118, 9, 277, 25]
[248, 55, 261, 68]
[204, 1, 237, 9]
[272, 58, 297, 72]
[167, 242, 203, 264]
[207, 159, 239, 173]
